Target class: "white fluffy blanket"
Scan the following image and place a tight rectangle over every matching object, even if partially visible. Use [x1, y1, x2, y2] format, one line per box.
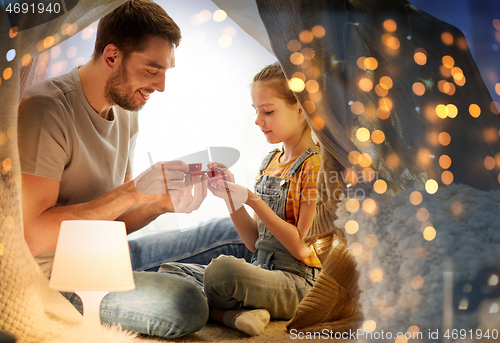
[335, 183, 500, 342]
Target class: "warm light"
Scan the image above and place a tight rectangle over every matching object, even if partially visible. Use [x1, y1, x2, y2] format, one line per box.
[441, 171, 454, 185]
[3, 68, 12, 80]
[450, 201, 463, 216]
[364, 57, 378, 70]
[446, 104, 458, 118]
[423, 227, 436, 241]
[21, 54, 32, 67]
[414, 52, 427, 65]
[363, 320, 377, 333]
[469, 104, 481, 118]
[375, 84, 389, 97]
[218, 35, 232, 48]
[379, 76, 393, 89]
[412, 82, 425, 96]
[311, 25, 326, 38]
[442, 55, 455, 68]
[351, 101, 365, 115]
[395, 334, 408, 343]
[359, 78, 373, 92]
[2, 158, 12, 172]
[49, 221, 135, 342]
[349, 242, 363, 256]
[417, 148, 432, 167]
[369, 268, 384, 283]
[357, 57, 366, 69]
[362, 199, 377, 213]
[383, 19, 397, 32]
[348, 151, 361, 164]
[213, 9, 227, 22]
[386, 36, 400, 49]
[299, 30, 314, 43]
[9, 27, 18, 38]
[311, 115, 325, 130]
[345, 220, 359, 234]
[358, 153, 372, 167]
[439, 155, 452, 169]
[362, 168, 376, 182]
[485, 156, 496, 170]
[288, 78, 305, 92]
[365, 234, 378, 248]
[416, 208, 430, 222]
[386, 154, 400, 168]
[356, 127, 371, 142]
[290, 52, 304, 65]
[198, 10, 212, 22]
[425, 179, 439, 194]
[491, 101, 500, 115]
[441, 32, 454, 45]
[411, 276, 424, 289]
[373, 180, 387, 194]
[379, 97, 393, 111]
[287, 39, 301, 52]
[438, 132, 451, 146]
[346, 199, 360, 212]
[496, 83, 500, 96]
[410, 191, 423, 205]
[305, 80, 319, 93]
[371, 130, 385, 144]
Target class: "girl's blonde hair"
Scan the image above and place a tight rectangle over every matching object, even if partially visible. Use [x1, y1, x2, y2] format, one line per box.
[253, 62, 298, 106]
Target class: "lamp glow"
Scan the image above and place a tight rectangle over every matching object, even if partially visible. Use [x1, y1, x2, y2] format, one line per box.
[49, 220, 135, 342]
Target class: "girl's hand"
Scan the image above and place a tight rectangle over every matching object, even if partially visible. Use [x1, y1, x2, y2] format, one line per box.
[207, 163, 249, 213]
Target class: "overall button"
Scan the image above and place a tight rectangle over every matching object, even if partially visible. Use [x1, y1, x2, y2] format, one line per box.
[280, 179, 286, 187]
[255, 174, 262, 182]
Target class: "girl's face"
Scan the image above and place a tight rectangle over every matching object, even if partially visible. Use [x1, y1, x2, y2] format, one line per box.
[251, 82, 305, 145]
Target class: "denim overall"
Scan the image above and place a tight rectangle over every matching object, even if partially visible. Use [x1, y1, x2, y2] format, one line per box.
[252, 146, 321, 284]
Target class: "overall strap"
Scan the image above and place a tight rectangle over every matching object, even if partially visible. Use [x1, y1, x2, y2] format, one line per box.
[258, 149, 281, 173]
[288, 146, 320, 176]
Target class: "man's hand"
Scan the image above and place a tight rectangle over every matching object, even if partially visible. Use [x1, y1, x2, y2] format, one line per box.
[133, 160, 208, 213]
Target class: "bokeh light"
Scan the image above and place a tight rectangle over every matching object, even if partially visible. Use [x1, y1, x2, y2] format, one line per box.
[411, 276, 425, 290]
[439, 155, 452, 169]
[410, 191, 423, 205]
[358, 153, 372, 167]
[290, 52, 304, 65]
[373, 180, 387, 194]
[365, 234, 378, 248]
[423, 227, 437, 241]
[438, 132, 451, 146]
[349, 242, 363, 256]
[441, 32, 454, 45]
[345, 220, 359, 234]
[412, 82, 425, 96]
[485, 156, 496, 170]
[425, 179, 439, 194]
[356, 127, 371, 142]
[351, 101, 365, 115]
[383, 19, 397, 32]
[363, 320, 377, 333]
[359, 78, 373, 92]
[369, 268, 384, 283]
[362, 198, 377, 213]
[311, 25, 326, 38]
[441, 171, 454, 185]
[213, 9, 227, 22]
[348, 150, 361, 164]
[3, 68, 12, 80]
[218, 35, 232, 48]
[469, 104, 481, 118]
[371, 130, 385, 144]
[416, 208, 430, 222]
[346, 199, 360, 213]
[299, 30, 314, 43]
[288, 78, 305, 92]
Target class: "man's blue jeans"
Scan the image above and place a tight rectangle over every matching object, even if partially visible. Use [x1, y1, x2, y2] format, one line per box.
[62, 217, 253, 338]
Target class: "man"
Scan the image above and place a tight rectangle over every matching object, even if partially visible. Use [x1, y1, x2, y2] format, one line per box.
[18, 0, 251, 338]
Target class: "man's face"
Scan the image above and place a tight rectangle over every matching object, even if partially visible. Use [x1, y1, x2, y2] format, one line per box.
[104, 36, 176, 111]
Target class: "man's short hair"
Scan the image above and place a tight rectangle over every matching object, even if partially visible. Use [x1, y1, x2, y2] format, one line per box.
[93, 0, 181, 60]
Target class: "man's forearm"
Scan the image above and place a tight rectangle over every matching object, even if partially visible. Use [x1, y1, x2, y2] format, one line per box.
[25, 181, 139, 256]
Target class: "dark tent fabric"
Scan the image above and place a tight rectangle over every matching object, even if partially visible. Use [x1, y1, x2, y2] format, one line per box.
[256, 0, 500, 332]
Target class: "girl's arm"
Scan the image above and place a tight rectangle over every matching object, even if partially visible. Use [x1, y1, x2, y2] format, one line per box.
[245, 191, 315, 261]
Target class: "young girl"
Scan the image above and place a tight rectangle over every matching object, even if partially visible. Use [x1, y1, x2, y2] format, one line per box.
[205, 62, 322, 336]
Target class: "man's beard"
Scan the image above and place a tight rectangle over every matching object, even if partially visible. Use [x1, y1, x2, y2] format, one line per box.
[104, 64, 145, 111]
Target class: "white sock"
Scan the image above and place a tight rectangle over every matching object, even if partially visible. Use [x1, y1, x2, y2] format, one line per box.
[223, 309, 271, 336]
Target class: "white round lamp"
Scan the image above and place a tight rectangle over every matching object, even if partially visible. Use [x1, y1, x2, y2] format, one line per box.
[49, 220, 135, 342]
